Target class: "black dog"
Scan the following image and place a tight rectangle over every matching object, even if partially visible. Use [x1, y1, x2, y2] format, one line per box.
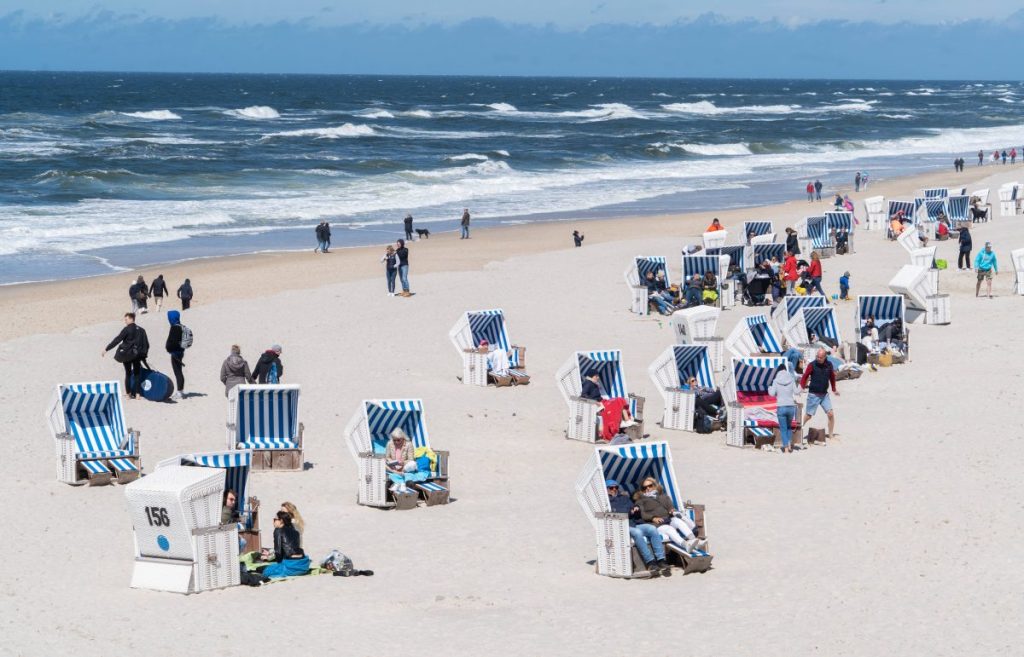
[415, 228, 431, 239]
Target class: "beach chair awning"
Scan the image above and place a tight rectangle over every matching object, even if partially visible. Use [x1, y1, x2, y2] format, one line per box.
[599, 442, 681, 508]
[733, 357, 786, 393]
[858, 295, 904, 326]
[743, 221, 774, 238]
[825, 211, 854, 232]
[947, 195, 969, 221]
[578, 351, 628, 401]
[706, 246, 745, 271]
[682, 255, 721, 279]
[365, 399, 429, 449]
[234, 385, 300, 447]
[60, 382, 130, 456]
[672, 345, 715, 388]
[746, 315, 782, 352]
[802, 307, 840, 342]
[752, 243, 785, 266]
[634, 256, 670, 285]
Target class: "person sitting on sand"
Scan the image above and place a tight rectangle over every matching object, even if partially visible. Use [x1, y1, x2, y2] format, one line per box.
[385, 428, 418, 493]
[701, 270, 719, 305]
[634, 478, 707, 553]
[607, 480, 670, 577]
[705, 218, 724, 232]
[260, 512, 309, 578]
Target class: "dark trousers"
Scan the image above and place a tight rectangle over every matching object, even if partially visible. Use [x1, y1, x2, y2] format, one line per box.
[170, 354, 185, 392]
[181, 297, 191, 310]
[405, 228, 413, 240]
[695, 390, 725, 415]
[958, 249, 971, 269]
[123, 359, 144, 396]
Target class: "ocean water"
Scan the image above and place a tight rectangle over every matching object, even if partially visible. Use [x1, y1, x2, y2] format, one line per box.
[2, 72, 1023, 284]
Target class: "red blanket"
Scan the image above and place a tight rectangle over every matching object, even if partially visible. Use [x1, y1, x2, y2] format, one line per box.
[599, 397, 628, 441]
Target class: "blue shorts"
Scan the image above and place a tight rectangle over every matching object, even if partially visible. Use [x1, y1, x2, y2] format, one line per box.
[805, 393, 833, 416]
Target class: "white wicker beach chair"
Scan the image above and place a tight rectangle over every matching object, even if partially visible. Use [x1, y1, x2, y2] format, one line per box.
[555, 350, 645, 443]
[863, 196, 886, 231]
[998, 183, 1022, 217]
[125, 465, 240, 594]
[701, 229, 728, 250]
[46, 381, 140, 486]
[725, 313, 783, 361]
[623, 256, 671, 316]
[683, 254, 733, 309]
[853, 294, 910, 363]
[782, 307, 842, 364]
[343, 399, 449, 510]
[806, 215, 833, 257]
[1012, 248, 1024, 296]
[742, 220, 775, 243]
[706, 245, 749, 276]
[649, 345, 716, 432]
[751, 243, 785, 271]
[226, 384, 303, 471]
[721, 357, 801, 448]
[890, 264, 950, 325]
[449, 309, 527, 386]
[574, 441, 711, 578]
[670, 306, 724, 371]
[825, 210, 855, 253]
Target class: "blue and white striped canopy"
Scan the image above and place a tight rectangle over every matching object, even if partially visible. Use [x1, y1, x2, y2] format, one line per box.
[923, 188, 948, 199]
[672, 345, 714, 388]
[780, 295, 826, 320]
[743, 221, 774, 238]
[923, 200, 945, 222]
[746, 315, 782, 352]
[181, 451, 252, 507]
[732, 357, 787, 393]
[887, 200, 916, 225]
[706, 246, 745, 271]
[635, 256, 670, 285]
[825, 211, 854, 232]
[806, 216, 830, 248]
[365, 399, 430, 451]
[578, 351, 628, 401]
[947, 195, 969, 221]
[467, 309, 518, 367]
[683, 255, 721, 279]
[61, 382, 131, 457]
[858, 295, 904, 327]
[801, 307, 839, 341]
[753, 243, 785, 266]
[236, 387, 300, 447]
[599, 442, 680, 508]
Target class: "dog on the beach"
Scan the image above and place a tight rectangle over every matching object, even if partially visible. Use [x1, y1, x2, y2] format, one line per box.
[415, 228, 431, 239]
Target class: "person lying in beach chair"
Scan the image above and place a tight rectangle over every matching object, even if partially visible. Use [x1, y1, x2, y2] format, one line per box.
[581, 371, 637, 442]
[633, 477, 709, 554]
[681, 376, 727, 432]
[607, 481, 671, 578]
[643, 270, 676, 315]
[682, 275, 703, 308]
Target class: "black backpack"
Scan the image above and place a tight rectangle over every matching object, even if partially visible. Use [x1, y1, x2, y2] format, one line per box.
[694, 408, 713, 434]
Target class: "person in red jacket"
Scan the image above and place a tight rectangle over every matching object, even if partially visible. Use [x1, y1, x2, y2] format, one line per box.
[782, 251, 799, 294]
[807, 251, 827, 297]
[805, 181, 815, 202]
[800, 348, 840, 440]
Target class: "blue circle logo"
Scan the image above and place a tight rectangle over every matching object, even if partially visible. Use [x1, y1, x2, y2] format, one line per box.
[157, 535, 170, 551]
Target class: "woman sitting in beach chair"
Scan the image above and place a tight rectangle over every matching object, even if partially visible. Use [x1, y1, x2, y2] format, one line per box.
[633, 478, 708, 553]
[701, 271, 719, 305]
[384, 429, 420, 493]
[643, 271, 676, 315]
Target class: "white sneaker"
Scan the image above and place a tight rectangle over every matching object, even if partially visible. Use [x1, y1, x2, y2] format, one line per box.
[171, 391, 183, 401]
[388, 483, 398, 492]
[684, 538, 699, 552]
[695, 538, 709, 551]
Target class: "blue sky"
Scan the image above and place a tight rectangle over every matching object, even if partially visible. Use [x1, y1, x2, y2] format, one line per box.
[3, 3, 1024, 77]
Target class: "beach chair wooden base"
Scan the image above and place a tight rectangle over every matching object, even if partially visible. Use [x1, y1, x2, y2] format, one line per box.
[488, 372, 514, 387]
[412, 481, 450, 506]
[630, 285, 649, 315]
[661, 388, 696, 431]
[79, 462, 113, 486]
[665, 543, 714, 574]
[509, 369, 530, 385]
[251, 449, 303, 472]
[567, 397, 602, 443]
[391, 490, 420, 511]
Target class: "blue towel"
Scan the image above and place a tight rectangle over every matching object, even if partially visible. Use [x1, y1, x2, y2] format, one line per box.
[262, 556, 311, 579]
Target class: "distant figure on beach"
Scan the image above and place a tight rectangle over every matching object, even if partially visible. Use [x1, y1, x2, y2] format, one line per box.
[253, 344, 284, 384]
[220, 345, 254, 396]
[785, 227, 800, 256]
[861, 171, 869, 189]
[177, 278, 193, 310]
[978, 150, 984, 166]
[314, 221, 326, 253]
[1002, 150, 1008, 165]
[101, 312, 149, 400]
[323, 221, 331, 251]
[129, 276, 149, 314]
[1012, 148, 1018, 165]
[706, 218, 724, 232]
[404, 214, 414, 241]
[395, 239, 411, 296]
[165, 310, 187, 401]
[993, 150, 999, 164]
[814, 179, 823, 200]
[460, 208, 471, 239]
[381, 244, 399, 296]
[833, 193, 844, 209]
[149, 275, 168, 312]
[572, 230, 584, 247]
[854, 172, 861, 192]
[800, 348, 839, 441]
[839, 271, 851, 300]
[805, 182, 814, 202]
[975, 242, 998, 298]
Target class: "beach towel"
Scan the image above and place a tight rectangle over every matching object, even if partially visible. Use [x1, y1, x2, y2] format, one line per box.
[598, 397, 629, 441]
[261, 556, 312, 579]
[414, 446, 438, 472]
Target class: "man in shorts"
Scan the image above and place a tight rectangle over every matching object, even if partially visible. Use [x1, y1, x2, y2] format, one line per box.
[800, 348, 840, 440]
[974, 241, 998, 298]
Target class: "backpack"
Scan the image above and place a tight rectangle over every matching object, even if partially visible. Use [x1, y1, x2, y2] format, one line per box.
[179, 325, 194, 350]
[321, 549, 354, 575]
[693, 408, 713, 434]
[267, 362, 279, 384]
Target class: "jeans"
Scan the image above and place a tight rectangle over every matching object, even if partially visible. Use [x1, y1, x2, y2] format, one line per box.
[461, 225, 469, 238]
[840, 284, 849, 300]
[650, 294, 672, 314]
[386, 268, 397, 293]
[809, 276, 826, 296]
[630, 524, 665, 564]
[777, 405, 797, 448]
[398, 265, 410, 292]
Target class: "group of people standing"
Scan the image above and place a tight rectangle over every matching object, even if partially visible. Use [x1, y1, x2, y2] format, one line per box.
[804, 179, 823, 201]
[128, 274, 193, 314]
[975, 148, 1019, 165]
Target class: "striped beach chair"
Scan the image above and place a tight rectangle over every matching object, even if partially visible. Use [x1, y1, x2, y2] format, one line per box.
[855, 294, 910, 360]
[343, 399, 449, 509]
[886, 200, 915, 239]
[449, 309, 526, 386]
[623, 256, 671, 316]
[556, 350, 645, 443]
[670, 306, 724, 372]
[575, 441, 711, 578]
[782, 307, 842, 364]
[125, 465, 240, 593]
[649, 345, 716, 432]
[226, 384, 303, 471]
[706, 245, 748, 273]
[825, 210, 855, 253]
[946, 195, 970, 224]
[742, 220, 775, 243]
[725, 313, 782, 360]
[683, 254, 732, 309]
[752, 243, 785, 269]
[923, 187, 948, 199]
[46, 381, 140, 486]
[722, 357, 801, 449]
[772, 294, 827, 338]
[806, 215, 832, 256]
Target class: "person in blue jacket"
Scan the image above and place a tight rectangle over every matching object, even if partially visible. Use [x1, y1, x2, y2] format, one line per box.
[975, 242, 998, 298]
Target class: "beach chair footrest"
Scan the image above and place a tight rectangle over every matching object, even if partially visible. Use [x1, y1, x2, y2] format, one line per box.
[251, 449, 302, 471]
[412, 481, 450, 506]
[665, 543, 713, 574]
[390, 490, 420, 511]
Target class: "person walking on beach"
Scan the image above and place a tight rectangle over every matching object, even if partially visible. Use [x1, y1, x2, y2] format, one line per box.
[814, 179, 823, 200]
[572, 230, 584, 247]
[129, 276, 149, 314]
[783, 250, 799, 294]
[149, 275, 168, 312]
[323, 222, 332, 252]
[854, 172, 861, 192]
[460, 209, 471, 239]
[800, 348, 839, 441]
[958, 224, 973, 270]
[314, 221, 326, 253]
[395, 239, 411, 296]
[102, 313, 149, 400]
[403, 214, 414, 241]
[1012, 148, 1018, 165]
[165, 310, 188, 400]
[861, 171, 869, 189]
[177, 278, 193, 310]
[975, 242, 998, 298]
[220, 345, 254, 396]
[1001, 150, 1008, 165]
[253, 345, 284, 384]
[807, 251, 827, 298]
[805, 182, 814, 202]
[381, 244, 399, 296]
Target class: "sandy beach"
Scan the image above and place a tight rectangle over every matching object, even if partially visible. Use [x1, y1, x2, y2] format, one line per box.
[3, 163, 1023, 656]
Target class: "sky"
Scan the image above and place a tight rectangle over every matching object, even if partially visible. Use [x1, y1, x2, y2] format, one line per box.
[2, 2, 1024, 78]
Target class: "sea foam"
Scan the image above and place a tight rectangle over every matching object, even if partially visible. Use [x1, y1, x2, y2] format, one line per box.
[225, 106, 281, 119]
[121, 110, 181, 120]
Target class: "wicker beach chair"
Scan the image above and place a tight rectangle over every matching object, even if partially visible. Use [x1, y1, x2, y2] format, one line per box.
[742, 220, 775, 243]
[343, 399, 449, 510]
[771, 295, 827, 338]
[46, 381, 141, 486]
[825, 210, 855, 253]
[922, 187, 948, 200]
[751, 243, 785, 270]
[853, 294, 910, 362]
[683, 254, 733, 309]
[556, 350, 645, 443]
[890, 264, 951, 325]
[648, 345, 716, 432]
[863, 196, 885, 231]
[449, 309, 527, 387]
[623, 256, 671, 316]
[1012, 248, 1024, 296]
[226, 384, 303, 471]
[670, 306, 724, 371]
[721, 357, 803, 448]
[886, 200, 915, 239]
[725, 313, 783, 361]
[574, 441, 711, 578]
[806, 215, 833, 258]
[998, 183, 1022, 217]
[701, 229, 728, 251]
[782, 306, 842, 364]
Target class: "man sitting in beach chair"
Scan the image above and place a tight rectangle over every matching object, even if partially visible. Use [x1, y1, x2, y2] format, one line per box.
[643, 270, 676, 315]
[581, 371, 636, 442]
[682, 274, 703, 308]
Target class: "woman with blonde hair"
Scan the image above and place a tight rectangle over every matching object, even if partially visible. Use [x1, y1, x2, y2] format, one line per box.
[385, 428, 418, 493]
[633, 477, 708, 552]
[280, 501, 304, 535]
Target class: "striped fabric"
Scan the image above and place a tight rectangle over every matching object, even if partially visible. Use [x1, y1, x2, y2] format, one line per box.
[746, 426, 774, 437]
[923, 188, 948, 199]
[182, 451, 252, 502]
[743, 221, 774, 239]
[858, 295, 904, 329]
[778, 295, 826, 322]
[578, 351, 634, 414]
[923, 200, 945, 222]
[705, 246, 745, 271]
[947, 195, 970, 221]
[746, 315, 782, 352]
[682, 255, 721, 279]
[635, 256, 670, 285]
[236, 387, 299, 448]
[806, 216, 830, 249]
[417, 482, 447, 492]
[365, 399, 430, 452]
[467, 309, 519, 367]
[825, 211, 854, 232]
[672, 345, 714, 388]
[732, 357, 786, 393]
[78, 449, 132, 460]
[61, 382, 133, 458]
[752, 243, 785, 267]
[801, 307, 839, 342]
[599, 442, 681, 509]
[107, 458, 138, 472]
[81, 460, 110, 475]
[887, 200, 916, 226]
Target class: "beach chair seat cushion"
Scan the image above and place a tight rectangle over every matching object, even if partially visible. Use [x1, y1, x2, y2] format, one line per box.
[508, 369, 530, 385]
[240, 438, 299, 450]
[412, 481, 450, 506]
[80, 460, 111, 475]
[78, 449, 133, 460]
[107, 458, 138, 472]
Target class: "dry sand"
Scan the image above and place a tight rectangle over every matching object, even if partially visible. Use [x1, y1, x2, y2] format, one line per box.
[2, 165, 1023, 656]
